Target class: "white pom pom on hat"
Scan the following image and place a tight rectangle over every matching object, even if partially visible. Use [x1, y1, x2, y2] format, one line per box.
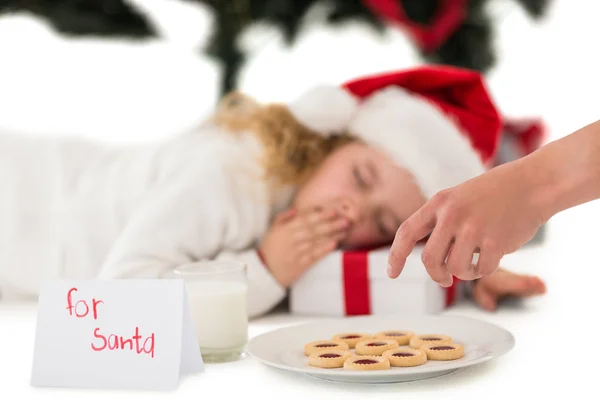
[287, 85, 361, 136]
[286, 66, 503, 199]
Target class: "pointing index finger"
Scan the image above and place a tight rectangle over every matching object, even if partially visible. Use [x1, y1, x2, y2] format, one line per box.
[387, 202, 437, 279]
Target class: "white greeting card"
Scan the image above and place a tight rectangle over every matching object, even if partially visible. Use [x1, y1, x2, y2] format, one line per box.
[30, 279, 204, 391]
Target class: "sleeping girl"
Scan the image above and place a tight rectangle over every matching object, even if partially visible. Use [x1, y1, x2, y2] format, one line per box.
[0, 66, 545, 317]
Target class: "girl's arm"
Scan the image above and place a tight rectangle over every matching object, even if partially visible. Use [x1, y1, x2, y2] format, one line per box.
[208, 248, 289, 317]
[96, 165, 286, 319]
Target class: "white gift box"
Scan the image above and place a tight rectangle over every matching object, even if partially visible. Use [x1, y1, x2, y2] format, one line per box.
[289, 246, 462, 317]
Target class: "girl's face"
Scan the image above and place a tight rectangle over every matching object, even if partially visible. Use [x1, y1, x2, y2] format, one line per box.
[292, 142, 427, 250]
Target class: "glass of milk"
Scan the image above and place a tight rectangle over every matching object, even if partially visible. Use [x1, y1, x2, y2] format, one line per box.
[171, 260, 248, 363]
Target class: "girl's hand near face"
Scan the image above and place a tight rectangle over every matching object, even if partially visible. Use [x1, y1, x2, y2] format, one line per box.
[259, 207, 350, 287]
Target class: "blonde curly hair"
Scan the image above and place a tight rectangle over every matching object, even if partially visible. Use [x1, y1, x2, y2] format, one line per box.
[212, 91, 356, 189]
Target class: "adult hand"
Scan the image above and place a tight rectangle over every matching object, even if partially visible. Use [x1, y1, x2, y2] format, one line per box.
[387, 159, 548, 287]
[259, 206, 350, 287]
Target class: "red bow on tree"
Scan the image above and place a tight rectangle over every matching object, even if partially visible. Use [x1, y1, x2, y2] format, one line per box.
[361, 0, 469, 53]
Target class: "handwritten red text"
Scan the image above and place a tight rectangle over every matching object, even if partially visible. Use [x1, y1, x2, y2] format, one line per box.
[66, 287, 156, 358]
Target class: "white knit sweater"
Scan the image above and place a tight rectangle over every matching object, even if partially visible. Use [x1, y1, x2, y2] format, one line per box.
[0, 122, 293, 318]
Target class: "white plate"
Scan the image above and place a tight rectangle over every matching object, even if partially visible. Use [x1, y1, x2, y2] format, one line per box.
[247, 314, 515, 384]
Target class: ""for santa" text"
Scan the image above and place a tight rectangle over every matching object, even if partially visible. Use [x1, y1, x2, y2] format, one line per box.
[66, 287, 155, 358]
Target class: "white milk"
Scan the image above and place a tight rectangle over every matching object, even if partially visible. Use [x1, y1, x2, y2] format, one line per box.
[184, 280, 248, 351]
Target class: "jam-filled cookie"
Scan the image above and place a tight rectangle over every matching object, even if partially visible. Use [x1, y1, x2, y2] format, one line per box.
[409, 334, 453, 349]
[304, 340, 349, 356]
[343, 355, 391, 371]
[422, 343, 465, 361]
[331, 333, 372, 349]
[308, 349, 353, 368]
[374, 330, 414, 345]
[382, 348, 427, 367]
[355, 338, 399, 356]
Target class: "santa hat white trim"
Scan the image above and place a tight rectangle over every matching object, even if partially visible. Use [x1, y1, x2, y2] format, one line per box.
[287, 85, 361, 135]
[287, 85, 486, 199]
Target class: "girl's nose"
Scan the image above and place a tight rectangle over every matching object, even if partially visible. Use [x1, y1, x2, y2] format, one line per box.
[336, 197, 361, 224]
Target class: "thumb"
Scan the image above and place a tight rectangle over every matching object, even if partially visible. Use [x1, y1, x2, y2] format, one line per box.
[274, 208, 297, 225]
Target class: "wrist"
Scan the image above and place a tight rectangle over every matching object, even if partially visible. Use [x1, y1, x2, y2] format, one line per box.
[526, 141, 598, 222]
[256, 247, 268, 267]
[518, 151, 561, 224]
[528, 120, 600, 220]
[256, 246, 291, 288]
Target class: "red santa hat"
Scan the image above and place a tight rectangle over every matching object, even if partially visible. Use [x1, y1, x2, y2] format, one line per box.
[287, 65, 503, 199]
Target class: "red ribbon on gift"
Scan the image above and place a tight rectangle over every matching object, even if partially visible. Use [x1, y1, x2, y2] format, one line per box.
[342, 250, 458, 316]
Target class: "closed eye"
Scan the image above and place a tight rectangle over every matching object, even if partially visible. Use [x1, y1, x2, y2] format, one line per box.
[376, 219, 388, 237]
[376, 210, 401, 239]
[353, 165, 368, 188]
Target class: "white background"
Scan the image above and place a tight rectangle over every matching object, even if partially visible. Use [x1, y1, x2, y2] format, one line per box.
[0, 0, 599, 398]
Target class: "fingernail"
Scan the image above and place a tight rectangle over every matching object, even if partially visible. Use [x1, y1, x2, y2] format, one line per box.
[386, 263, 394, 278]
[440, 278, 453, 288]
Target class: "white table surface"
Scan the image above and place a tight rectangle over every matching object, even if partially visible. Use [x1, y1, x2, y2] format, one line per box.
[1, 0, 599, 397]
[1, 210, 598, 399]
